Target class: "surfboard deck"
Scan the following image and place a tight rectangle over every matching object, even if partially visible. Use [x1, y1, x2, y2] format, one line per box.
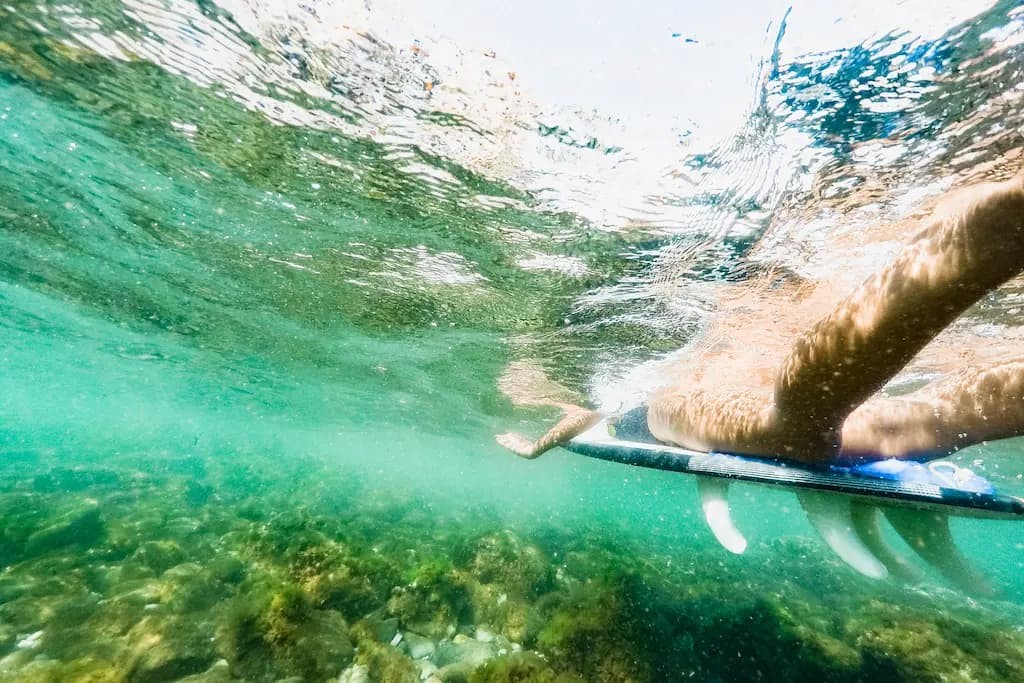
[566, 418, 1024, 520]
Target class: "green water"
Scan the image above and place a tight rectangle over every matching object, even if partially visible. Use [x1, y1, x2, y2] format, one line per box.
[3, 1, 1024, 681]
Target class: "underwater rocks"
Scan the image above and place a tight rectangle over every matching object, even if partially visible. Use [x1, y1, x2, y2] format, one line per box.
[400, 630, 435, 660]
[122, 615, 218, 683]
[133, 540, 187, 576]
[458, 531, 554, 598]
[851, 602, 1024, 683]
[217, 581, 354, 681]
[3, 461, 1024, 682]
[468, 652, 580, 683]
[23, 499, 105, 559]
[385, 555, 473, 640]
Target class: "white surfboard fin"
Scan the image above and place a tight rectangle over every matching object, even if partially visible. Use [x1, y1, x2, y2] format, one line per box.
[884, 508, 993, 596]
[850, 503, 922, 583]
[799, 491, 888, 579]
[698, 477, 747, 554]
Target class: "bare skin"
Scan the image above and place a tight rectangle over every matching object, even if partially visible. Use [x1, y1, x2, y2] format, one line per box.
[498, 172, 1024, 463]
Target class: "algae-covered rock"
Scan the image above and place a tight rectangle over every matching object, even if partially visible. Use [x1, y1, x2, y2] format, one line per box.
[24, 501, 105, 558]
[852, 606, 1024, 683]
[691, 594, 862, 682]
[468, 652, 579, 683]
[176, 658, 234, 683]
[183, 479, 214, 508]
[454, 532, 555, 644]
[435, 634, 498, 668]
[402, 630, 436, 660]
[1, 653, 124, 682]
[338, 663, 371, 683]
[438, 662, 475, 683]
[217, 581, 353, 681]
[534, 577, 653, 682]
[352, 640, 419, 683]
[123, 615, 218, 683]
[352, 612, 400, 644]
[388, 559, 471, 639]
[206, 554, 246, 586]
[459, 532, 553, 598]
[464, 582, 531, 644]
[132, 541, 187, 575]
[287, 540, 396, 620]
[159, 563, 229, 614]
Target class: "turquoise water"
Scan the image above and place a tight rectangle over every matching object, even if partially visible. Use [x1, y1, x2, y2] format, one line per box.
[3, 1, 1024, 681]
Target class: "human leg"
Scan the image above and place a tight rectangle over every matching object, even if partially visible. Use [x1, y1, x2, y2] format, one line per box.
[770, 173, 1024, 454]
[840, 359, 1024, 460]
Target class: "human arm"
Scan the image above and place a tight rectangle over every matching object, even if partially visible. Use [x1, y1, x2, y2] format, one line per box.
[496, 408, 603, 459]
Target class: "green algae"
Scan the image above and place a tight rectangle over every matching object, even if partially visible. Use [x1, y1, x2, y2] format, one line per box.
[216, 578, 353, 681]
[352, 640, 419, 683]
[469, 653, 580, 683]
[387, 558, 472, 639]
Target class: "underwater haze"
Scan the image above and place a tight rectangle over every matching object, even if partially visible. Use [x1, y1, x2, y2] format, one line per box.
[3, 0, 1024, 681]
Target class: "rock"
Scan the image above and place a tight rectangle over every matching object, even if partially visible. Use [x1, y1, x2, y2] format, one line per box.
[387, 561, 470, 639]
[418, 659, 441, 679]
[163, 517, 201, 539]
[853, 607, 1024, 683]
[287, 541, 397, 620]
[133, 540, 187, 575]
[459, 532, 552, 597]
[0, 649, 44, 678]
[337, 663, 370, 683]
[402, 630, 435, 660]
[16, 630, 43, 649]
[207, 554, 246, 585]
[467, 652, 573, 683]
[176, 659, 233, 683]
[464, 583, 530, 643]
[217, 583, 354, 681]
[352, 641, 418, 683]
[160, 565, 227, 614]
[123, 615, 217, 683]
[24, 501, 104, 557]
[111, 578, 164, 605]
[435, 635, 498, 668]
[0, 621, 14, 651]
[437, 661, 476, 683]
[288, 609, 354, 676]
[353, 612, 399, 644]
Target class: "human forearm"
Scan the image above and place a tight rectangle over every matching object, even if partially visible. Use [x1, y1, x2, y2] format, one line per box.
[776, 174, 1024, 427]
[496, 408, 603, 458]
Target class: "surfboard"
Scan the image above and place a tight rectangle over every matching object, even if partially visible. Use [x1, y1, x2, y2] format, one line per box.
[565, 415, 1024, 587]
[566, 417, 1024, 520]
